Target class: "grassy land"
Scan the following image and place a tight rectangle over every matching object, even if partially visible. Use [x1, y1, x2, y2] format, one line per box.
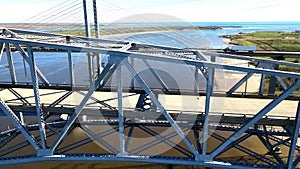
[222, 31, 300, 95]
[223, 31, 300, 51]
[222, 31, 300, 63]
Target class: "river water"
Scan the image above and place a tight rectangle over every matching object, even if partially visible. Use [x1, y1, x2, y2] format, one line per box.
[1, 22, 300, 85]
[105, 21, 300, 49]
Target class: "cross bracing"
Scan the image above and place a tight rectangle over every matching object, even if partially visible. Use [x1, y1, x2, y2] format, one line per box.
[0, 28, 299, 169]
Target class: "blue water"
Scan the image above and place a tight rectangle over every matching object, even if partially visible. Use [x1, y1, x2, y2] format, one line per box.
[102, 21, 300, 49]
[27, 21, 300, 49]
[103, 21, 300, 32]
[1, 21, 300, 84]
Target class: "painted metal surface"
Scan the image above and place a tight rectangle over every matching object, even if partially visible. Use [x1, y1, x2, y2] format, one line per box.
[0, 27, 299, 169]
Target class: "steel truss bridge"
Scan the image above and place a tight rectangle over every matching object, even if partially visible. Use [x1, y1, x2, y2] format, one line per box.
[0, 25, 300, 169]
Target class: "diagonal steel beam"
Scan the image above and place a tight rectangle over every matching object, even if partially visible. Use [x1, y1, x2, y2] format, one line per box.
[227, 73, 254, 94]
[212, 132, 276, 166]
[257, 134, 284, 165]
[77, 91, 116, 110]
[0, 98, 40, 150]
[77, 126, 119, 154]
[276, 76, 288, 91]
[99, 65, 117, 88]
[214, 133, 252, 157]
[288, 101, 300, 169]
[7, 88, 31, 105]
[130, 127, 191, 155]
[124, 60, 201, 160]
[48, 91, 73, 108]
[193, 128, 202, 154]
[50, 61, 117, 153]
[210, 80, 300, 158]
[125, 125, 134, 151]
[27, 46, 47, 149]
[227, 63, 265, 94]
[0, 128, 58, 157]
[293, 156, 300, 168]
[142, 60, 169, 91]
[139, 125, 194, 157]
[5, 43, 17, 84]
[0, 131, 19, 149]
[14, 44, 50, 85]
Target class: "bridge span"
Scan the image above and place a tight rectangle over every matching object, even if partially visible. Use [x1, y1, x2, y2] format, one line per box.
[0, 28, 300, 169]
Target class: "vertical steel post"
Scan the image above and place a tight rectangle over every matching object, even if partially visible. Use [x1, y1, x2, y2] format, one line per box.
[5, 43, 17, 84]
[92, 0, 101, 75]
[27, 46, 47, 150]
[130, 57, 135, 90]
[194, 67, 199, 93]
[211, 56, 216, 94]
[287, 101, 300, 169]
[93, 0, 100, 38]
[68, 51, 75, 87]
[83, 0, 93, 83]
[125, 125, 134, 151]
[83, 0, 90, 38]
[0, 43, 4, 61]
[117, 64, 126, 156]
[66, 37, 75, 87]
[202, 67, 213, 156]
[88, 53, 94, 84]
[194, 52, 200, 93]
[259, 74, 266, 95]
[268, 64, 279, 96]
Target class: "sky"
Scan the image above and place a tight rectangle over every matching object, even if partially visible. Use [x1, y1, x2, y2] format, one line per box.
[0, 0, 300, 23]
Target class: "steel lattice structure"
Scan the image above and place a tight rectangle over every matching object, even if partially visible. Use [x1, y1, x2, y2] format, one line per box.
[0, 27, 299, 169]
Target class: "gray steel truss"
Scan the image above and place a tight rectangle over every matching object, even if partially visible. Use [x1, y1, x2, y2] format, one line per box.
[0, 28, 299, 169]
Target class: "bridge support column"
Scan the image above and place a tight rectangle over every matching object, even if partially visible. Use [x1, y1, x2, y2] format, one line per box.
[202, 67, 213, 156]
[93, 0, 100, 38]
[83, 0, 90, 38]
[117, 64, 127, 156]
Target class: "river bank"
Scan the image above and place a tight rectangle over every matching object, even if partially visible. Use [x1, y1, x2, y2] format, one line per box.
[220, 31, 300, 52]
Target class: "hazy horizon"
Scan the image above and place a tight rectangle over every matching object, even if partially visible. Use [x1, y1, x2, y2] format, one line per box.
[0, 0, 299, 24]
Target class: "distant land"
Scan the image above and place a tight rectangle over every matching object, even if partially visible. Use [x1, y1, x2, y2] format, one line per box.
[0, 23, 242, 36]
[221, 31, 300, 52]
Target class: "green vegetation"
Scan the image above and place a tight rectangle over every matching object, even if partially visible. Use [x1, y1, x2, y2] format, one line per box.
[223, 31, 300, 52]
[223, 31, 300, 64]
[222, 31, 300, 95]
